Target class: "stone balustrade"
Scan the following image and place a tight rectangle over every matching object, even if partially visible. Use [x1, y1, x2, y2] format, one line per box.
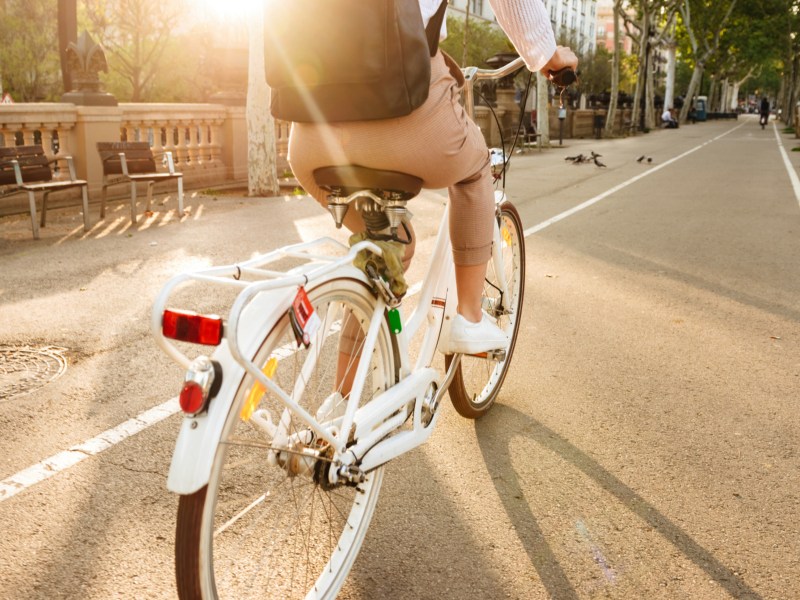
[1, 100, 633, 217]
[0, 103, 292, 198]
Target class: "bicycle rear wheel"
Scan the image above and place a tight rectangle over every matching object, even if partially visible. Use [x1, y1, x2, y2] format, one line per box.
[175, 278, 395, 599]
[446, 201, 525, 418]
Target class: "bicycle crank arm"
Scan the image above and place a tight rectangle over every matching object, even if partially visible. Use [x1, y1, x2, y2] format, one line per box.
[352, 355, 461, 474]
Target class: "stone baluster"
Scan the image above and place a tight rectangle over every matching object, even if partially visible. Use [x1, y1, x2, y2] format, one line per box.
[151, 124, 165, 155]
[209, 119, 224, 168]
[40, 125, 56, 158]
[5, 125, 21, 147]
[163, 121, 178, 166]
[173, 122, 188, 168]
[22, 127, 36, 146]
[196, 120, 210, 166]
[187, 122, 200, 166]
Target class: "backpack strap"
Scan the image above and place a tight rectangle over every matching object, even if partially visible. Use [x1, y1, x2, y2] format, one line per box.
[425, 0, 448, 57]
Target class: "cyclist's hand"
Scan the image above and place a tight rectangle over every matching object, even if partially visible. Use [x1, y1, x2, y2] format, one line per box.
[541, 46, 578, 77]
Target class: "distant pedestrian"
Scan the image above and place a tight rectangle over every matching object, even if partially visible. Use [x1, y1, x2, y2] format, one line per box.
[759, 97, 770, 129]
[661, 107, 679, 129]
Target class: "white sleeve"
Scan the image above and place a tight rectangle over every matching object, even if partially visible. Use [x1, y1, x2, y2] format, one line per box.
[489, 0, 558, 73]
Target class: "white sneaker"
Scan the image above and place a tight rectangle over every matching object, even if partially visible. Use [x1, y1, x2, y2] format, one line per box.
[439, 311, 508, 355]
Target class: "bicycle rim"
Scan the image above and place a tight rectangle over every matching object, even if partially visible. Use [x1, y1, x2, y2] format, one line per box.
[447, 201, 525, 418]
[176, 278, 394, 599]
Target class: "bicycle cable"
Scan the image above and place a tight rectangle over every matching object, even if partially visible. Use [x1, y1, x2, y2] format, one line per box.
[476, 68, 534, 190]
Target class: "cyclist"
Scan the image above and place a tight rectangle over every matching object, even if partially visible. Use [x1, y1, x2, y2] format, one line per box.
[289, 0, 577, 355]
[760, 97, 770, 129]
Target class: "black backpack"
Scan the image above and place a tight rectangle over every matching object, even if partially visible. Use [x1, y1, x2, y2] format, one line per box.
[264, 0, 448, 123]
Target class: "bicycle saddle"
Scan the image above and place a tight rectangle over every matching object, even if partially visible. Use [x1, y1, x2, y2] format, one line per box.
[313, 165, 423, 201]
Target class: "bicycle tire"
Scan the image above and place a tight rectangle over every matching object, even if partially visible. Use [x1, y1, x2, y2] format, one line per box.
[175, 278, 395, 599]
[446, 201, 525, 418]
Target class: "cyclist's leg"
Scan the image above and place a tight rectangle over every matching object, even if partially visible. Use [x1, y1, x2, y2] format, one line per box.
[448, 159, 495, 323]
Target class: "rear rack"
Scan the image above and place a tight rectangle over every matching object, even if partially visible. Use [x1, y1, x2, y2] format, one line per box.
[152, 237, 385, 369]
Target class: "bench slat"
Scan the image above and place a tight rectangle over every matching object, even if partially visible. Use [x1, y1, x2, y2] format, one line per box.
[0, 145, 53, 183]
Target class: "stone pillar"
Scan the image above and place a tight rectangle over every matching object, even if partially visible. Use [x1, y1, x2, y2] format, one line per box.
[220, 106, 248, 181]
[71, 106, 122, 193]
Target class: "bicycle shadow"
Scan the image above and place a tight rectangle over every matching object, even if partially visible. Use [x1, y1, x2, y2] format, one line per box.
[475, 404, 763, 600]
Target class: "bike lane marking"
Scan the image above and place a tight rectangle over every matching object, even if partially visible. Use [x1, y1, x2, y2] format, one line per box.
[523, 121, 745, 238]
[0, 399, 180, 502]
[772, 121, 800, 209]
[0, 122, 745, 504]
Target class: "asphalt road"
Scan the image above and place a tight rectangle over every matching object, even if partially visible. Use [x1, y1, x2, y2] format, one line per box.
[1, 115, 798, 599]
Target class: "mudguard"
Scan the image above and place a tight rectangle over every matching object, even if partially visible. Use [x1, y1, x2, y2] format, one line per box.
[166, 265, 371, 495]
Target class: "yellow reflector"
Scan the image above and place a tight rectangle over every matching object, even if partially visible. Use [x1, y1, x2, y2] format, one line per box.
[501, 226, 512, 247]
[240, 357, 278, 421]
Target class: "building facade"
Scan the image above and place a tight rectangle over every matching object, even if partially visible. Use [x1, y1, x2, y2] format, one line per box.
[595, 0, 634, 54]
[447, 0, 598, 55]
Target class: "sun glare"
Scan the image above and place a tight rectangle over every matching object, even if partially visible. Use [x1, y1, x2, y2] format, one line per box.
[199, 0, 263, 21]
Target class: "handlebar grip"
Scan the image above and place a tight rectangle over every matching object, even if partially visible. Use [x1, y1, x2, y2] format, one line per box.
[548, 67, 577, 87]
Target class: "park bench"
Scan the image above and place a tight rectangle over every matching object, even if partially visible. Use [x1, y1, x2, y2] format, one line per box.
[96, 141, 184, 224]
[0, 145, 90, 240]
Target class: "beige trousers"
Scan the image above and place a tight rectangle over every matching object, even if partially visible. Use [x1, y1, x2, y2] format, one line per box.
[288, 51, 494, 267]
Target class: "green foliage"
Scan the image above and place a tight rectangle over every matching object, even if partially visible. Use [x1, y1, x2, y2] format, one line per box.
[82, 0, 195, 102]
[439, 15, 513, 68]
[0, 0, 61, 100]
[576, 45, 613, 97]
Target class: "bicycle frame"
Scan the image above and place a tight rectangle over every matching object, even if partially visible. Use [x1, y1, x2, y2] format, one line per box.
[156, 59, 526, 495]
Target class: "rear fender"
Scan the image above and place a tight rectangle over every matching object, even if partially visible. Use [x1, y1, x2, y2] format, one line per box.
[166, 265, 370, 495]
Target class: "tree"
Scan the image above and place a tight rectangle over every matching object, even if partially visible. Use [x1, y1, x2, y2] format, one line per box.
[246, 4, 278, 197]
[82, 0, 187, 102]
[675, 0, 738, 123]
[439, 16, 512, 68]
[0, 0, 61, 101]
[605, 0, 625, 135]
[623, 0, 680, 130]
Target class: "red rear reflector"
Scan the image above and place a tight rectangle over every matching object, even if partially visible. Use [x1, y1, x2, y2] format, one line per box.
[179, 381, 206, 414]
[163, 309, 223, 345]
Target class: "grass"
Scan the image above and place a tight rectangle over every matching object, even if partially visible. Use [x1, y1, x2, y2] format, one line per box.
[782, 126, 795, 134]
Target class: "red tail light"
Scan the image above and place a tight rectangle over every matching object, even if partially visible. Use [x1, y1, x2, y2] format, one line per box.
[180, 381, 206, 414]
[163, 309, 223, 345]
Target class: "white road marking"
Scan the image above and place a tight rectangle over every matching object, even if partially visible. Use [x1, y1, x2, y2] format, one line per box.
[524, 122, 745, 237]
[0, 122, 746, 503]
[772, 121, 800, 209]
[0, 399, 179, 502]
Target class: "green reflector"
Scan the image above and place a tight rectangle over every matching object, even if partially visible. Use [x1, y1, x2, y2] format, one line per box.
[388, 308, 402, 334]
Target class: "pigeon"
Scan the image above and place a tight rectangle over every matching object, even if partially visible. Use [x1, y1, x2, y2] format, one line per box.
[636, 155, 645, 162]
[593, 157, 606, 167]
[590, 151, 602, 159]
[647, 157, 653, 163]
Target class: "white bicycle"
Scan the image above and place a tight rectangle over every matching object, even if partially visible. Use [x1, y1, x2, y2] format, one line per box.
[153, 58, 533, 599]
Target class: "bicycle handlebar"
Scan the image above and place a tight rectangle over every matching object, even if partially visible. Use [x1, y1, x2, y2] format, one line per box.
[462, 57, 577, 119]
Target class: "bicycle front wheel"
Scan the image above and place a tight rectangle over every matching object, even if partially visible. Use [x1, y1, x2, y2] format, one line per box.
[446, 201, 525, 418]
[175, 278, 395, 599]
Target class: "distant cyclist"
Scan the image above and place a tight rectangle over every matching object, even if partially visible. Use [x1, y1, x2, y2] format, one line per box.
[760, 97, 770, 129]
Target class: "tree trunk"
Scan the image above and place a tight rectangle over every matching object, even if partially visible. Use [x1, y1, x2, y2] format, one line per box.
[247, 4, 279, 197]
[536, 71, 550, 146]
[630, 11, 649, 131]
[679, 63, 703, 122]
[664, 43, 676, 110]
[708, 74, 718, 112]
[645, 46, 656, 129]
[605, 0, 622, 135]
